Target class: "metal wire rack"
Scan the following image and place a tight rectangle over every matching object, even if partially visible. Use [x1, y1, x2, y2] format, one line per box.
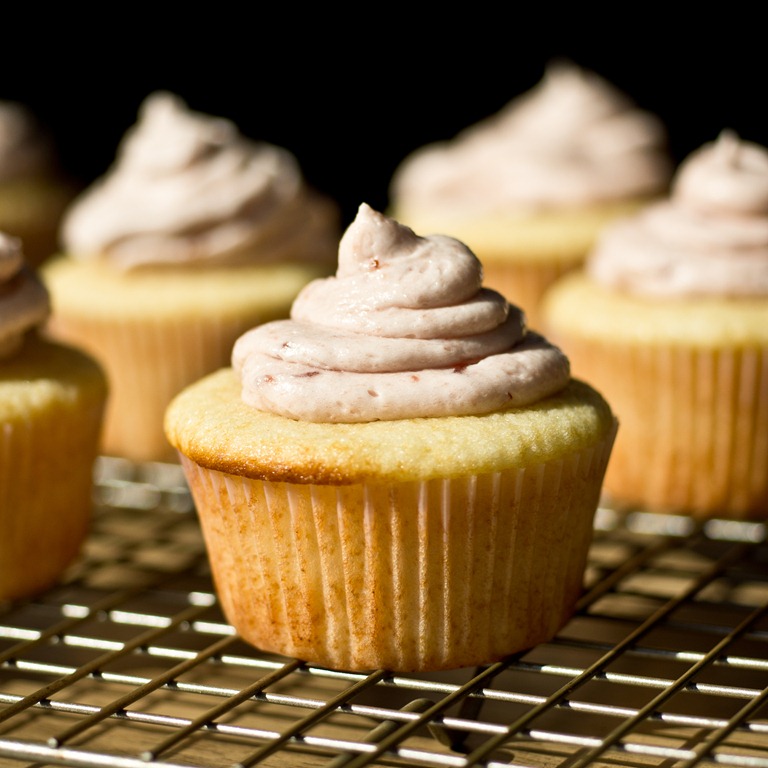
[1, 458, 767, 768]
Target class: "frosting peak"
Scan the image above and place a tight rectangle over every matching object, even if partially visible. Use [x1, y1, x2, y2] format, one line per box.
[63, 92, 338, 270]
[499, 63, 632, 146]
[392, 62, 670, 214]
[588, 132, 768, 297]
[326, 203, 483, 312]
[120, 92, 240, 175]
[233, 205, 570, 422]
[0, 233, 50, 359]
[674, 130, 768, 216]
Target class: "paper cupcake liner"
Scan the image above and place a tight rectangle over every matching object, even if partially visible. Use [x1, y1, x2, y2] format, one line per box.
[180, 428, 615, 673]
[565, 338, 768, 519]
[482, 259, 581, 331]
[0, 379, 104, 600]
[47, 311, 265, 462]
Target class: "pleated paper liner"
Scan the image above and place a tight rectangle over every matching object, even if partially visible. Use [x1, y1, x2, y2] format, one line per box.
[0, 336, 106, 599]
[564, 337, 768, 519]
[42, 258, 330, 462]
[47, 311, 260, 462]
[180, 424, 615, 673]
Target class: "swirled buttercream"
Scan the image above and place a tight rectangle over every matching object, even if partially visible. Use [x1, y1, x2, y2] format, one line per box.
[62, 92, 338, 270]
[587, 131, 768, 297]
[391, 62, 670, 215]
[0, 233, 50, 359]
[232, 204, 570, 422]
[0, 102, 53, 183]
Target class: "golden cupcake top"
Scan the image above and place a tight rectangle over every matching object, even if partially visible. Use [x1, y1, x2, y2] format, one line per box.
[166, 369, 613, 484]
[0, 232, 49, 359]
[588, 131, 768, 297]
[62, 92, 339, 270]
[391, 61, 671, 216]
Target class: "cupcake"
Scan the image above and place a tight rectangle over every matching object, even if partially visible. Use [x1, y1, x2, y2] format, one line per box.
[543, 131, 768, 519]
[43, 92, 339, 463]
[390, 62, 671, 330]
[0, 101, 74, 268]
[0, 232, 107, 600]
[165, 204, 616, 672]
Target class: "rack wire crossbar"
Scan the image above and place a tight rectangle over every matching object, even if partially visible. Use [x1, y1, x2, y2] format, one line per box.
[1, 461, 767, 767]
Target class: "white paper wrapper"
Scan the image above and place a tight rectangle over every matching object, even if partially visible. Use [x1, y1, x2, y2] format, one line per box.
[47, 311, 265, 462]
[0, 340, 105, 599]
[483, 259, 578, 331]
[180, 426, 615, 673]
[564, 337, 768, 518]
[43, 257, 328, 463]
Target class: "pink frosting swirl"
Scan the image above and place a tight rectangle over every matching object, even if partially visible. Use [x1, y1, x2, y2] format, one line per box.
[391, 62, 670, 214]
[0, 233, 50, 359]
[588, 131, 768, 297]
[232, 205, 570, 422]
[62, 92, 338, 270]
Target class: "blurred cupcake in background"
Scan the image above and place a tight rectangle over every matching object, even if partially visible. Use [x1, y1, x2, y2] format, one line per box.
[544, 131, 768, 519]
[0, 232, 107, 600]
[43, 92, 339, 463]
[0, 101, 75, 268]
[390, 61, 671, 329]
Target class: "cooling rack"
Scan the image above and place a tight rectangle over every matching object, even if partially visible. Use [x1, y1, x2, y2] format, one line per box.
[1, 458, 767, 768]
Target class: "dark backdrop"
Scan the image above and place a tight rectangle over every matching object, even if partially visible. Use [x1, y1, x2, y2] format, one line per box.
[2, 16, 763, 228]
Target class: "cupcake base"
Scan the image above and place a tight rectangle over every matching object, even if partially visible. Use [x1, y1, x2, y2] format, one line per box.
[166, 370, 616, 672]
[544, 273, 768, 519]
[482, 258, 580, 333]
[182, 443, 612, 672]
[558, 335, 768, 517]
[0, 335, 107, 600]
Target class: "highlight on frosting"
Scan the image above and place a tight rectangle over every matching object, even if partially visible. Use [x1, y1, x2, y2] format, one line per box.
[391, 61, 670, 214]
[587, 131, 768, 297]
[62, 92, 338, 270]
[0, 232, 50, 359]
[0, 101, 53, 183]
[232, 204, 570, 422]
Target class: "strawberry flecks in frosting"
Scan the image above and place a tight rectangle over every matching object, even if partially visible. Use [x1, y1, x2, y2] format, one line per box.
[232, 204, 570, 422]
[62, 92, 338, 271]
[588, 131, 768, 298]
[0, 232, 50, 359]
[391, 61, 670, 215]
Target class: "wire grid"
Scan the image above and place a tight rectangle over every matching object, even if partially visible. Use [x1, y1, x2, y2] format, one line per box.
[0, 459, 767, 768]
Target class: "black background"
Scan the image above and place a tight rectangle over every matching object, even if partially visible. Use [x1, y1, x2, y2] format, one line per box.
[2, 15, 763, 229]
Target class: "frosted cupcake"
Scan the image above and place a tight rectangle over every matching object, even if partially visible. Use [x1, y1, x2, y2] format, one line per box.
[43, 92, 339, 462]
[0, 101, 74, 268]
[165, 204, 616, 672]
[390, 62, 671, 329]
[544, 132, 768, 519]
[0, 232, 106, 600]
